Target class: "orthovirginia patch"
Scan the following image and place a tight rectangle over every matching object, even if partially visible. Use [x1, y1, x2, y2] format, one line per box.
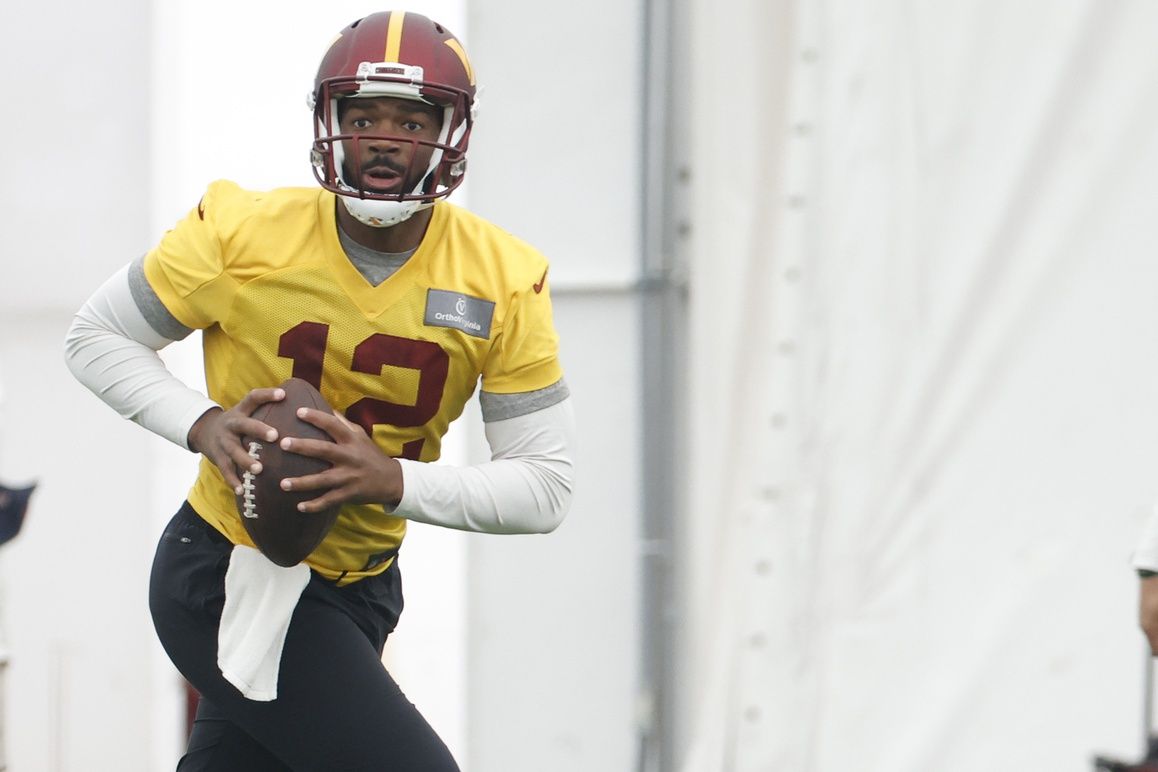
[424, 289, 495, 339]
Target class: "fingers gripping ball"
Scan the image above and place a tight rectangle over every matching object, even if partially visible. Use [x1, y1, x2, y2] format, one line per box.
[235, 378, 340, 567]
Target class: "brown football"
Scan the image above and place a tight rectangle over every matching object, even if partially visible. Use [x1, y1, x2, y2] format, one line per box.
[235, 378, 340, 567]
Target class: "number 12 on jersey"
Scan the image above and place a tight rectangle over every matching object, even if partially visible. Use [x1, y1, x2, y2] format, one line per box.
[278, 321, 450, 461]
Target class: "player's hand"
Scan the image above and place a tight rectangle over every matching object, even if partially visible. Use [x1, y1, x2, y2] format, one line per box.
[1140, 575, 1158, 655]
[276, 408, 404, 512]
[187, 387, 285, 494]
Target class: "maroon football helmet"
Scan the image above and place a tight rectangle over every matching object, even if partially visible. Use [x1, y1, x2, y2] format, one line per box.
[309, 11, 478, 226]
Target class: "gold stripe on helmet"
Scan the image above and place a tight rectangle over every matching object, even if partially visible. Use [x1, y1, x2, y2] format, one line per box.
[384, 11, 406, 62]
[443, 39, 476, 86]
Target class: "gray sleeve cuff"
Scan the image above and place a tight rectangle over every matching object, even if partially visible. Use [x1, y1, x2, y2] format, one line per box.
[128, 257, 195, 341]
[479, 379, 571, 422]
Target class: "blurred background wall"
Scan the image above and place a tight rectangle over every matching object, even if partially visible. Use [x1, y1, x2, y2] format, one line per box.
[1, 1, 1157, 771]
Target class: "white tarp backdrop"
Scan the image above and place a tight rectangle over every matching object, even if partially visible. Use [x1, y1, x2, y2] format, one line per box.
[680, 1, 1158, 770]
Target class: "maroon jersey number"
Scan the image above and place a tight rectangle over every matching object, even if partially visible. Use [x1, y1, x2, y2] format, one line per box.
[278, 322, 450, 460]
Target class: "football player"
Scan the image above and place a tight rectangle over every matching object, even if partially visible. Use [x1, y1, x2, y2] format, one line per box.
[64, 11, 574, 771]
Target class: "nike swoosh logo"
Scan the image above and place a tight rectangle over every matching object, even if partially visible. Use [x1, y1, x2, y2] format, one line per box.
[533, 269, 548, 294]
[197, 197, 206, 220]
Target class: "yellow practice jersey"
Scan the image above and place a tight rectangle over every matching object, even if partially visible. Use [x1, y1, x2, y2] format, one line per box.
[143, 180, 563, 583]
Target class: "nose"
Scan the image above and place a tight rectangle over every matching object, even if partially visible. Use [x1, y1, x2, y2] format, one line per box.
[363, 131, 403, 156]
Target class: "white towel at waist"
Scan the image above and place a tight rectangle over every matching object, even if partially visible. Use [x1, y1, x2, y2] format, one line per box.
[217, 544, 311, 701]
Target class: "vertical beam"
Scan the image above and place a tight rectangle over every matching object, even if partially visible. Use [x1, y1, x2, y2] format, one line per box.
[638, 0, 690, 768]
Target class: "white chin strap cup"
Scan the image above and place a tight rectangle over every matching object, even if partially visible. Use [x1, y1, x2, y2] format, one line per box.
[340, 196, 433, 228]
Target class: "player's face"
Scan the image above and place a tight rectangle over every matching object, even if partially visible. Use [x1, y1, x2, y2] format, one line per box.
[337, 97, 444, 195]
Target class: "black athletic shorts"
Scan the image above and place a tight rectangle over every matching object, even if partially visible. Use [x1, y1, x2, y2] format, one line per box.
[149, 502, 460, 772]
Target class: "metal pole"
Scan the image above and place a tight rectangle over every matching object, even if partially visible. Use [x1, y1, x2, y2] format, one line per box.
[638, 0, 690, 768]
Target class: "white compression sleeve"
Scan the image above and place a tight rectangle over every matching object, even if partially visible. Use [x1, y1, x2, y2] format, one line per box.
[63, 265, 219, 450]
[393, 397, 576, 534]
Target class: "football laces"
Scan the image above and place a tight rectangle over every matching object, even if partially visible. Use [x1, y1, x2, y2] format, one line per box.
[241, 441, 263, 519]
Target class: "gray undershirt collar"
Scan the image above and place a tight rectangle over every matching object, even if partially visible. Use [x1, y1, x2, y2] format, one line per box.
[337, 226, 416, 287]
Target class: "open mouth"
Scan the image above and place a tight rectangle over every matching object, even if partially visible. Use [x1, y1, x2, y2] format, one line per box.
[359, 165, 406, 194]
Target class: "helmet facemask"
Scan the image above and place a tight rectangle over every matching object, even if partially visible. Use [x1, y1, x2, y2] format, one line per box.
[310, 62, 474, 227]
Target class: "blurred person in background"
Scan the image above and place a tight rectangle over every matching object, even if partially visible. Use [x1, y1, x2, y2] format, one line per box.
[0, 366, 36, 772]
[1136, 508, 1158, 653]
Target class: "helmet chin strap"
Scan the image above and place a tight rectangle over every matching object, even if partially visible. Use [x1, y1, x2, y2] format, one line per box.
[331, 140, 430, 227]
[340, 195, 431, 228]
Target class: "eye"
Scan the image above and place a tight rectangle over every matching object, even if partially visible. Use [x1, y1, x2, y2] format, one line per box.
[402, 120, 424, 132]
[350, 117, 373, 130]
